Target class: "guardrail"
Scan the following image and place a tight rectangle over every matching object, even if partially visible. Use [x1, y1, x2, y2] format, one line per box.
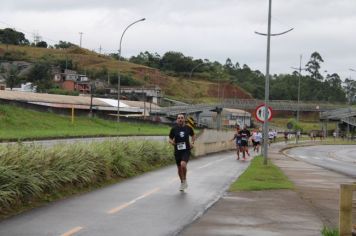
[339, 183, 356, 236]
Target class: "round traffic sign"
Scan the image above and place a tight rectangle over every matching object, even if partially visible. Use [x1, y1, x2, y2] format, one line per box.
[255, 104, 273, 123]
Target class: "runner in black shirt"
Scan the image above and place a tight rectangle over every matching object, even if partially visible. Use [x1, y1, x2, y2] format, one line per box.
[230, 125, 242, 160]
[238, 124, 251, 160]
[169, 114, 196, 191]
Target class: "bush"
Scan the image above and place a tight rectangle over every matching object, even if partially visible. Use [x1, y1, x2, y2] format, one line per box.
[48, 88, 79, 96]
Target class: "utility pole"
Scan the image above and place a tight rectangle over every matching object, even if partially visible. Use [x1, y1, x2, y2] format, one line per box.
[79, 32, 83, 47]
[99, 45, 102, 54]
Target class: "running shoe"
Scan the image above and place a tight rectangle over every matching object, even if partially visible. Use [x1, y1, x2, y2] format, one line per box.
[179, 182, 184, 191]
[182, 180, 188, 189]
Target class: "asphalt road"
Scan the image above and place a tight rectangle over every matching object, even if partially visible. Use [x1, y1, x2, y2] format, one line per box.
[286, 144, 356, 178]
[0, 151, 249, 236]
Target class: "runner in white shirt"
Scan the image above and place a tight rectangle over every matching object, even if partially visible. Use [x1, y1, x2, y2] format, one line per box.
[254, 130, 262, 153]
[268, 129, 274, 146]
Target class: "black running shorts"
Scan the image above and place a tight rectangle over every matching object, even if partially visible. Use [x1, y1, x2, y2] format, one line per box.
[240, 140, 248, 147]
[175, 151, 190, 166]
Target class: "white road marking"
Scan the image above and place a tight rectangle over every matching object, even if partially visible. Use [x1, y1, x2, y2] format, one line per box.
[197, 157, 230, 169]
[107, 187, 160, 214]
[60, 226, 83, 236]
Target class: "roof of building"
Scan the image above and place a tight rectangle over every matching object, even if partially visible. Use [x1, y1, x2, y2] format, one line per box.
[223, 108, 251, 116]
[0, 90, 161, 112]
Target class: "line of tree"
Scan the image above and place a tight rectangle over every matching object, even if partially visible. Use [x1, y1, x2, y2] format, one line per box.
[0, 28, 77, 49]
[129, 51, 351, 103]
[1, 27, 354, 103]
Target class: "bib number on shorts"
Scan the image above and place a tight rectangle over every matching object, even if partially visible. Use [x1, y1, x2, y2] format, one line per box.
[177, 142, 187, 150]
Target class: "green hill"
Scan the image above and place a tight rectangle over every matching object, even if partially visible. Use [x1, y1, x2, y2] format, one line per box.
[0, 44, 252, 103]
[0, 104, 169, 141]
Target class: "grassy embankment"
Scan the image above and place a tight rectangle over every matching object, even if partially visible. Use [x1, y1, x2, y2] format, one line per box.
[270, 117, 337, 133]
[0, 104, 169, 141]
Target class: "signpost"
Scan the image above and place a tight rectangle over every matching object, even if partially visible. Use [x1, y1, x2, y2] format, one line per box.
[255, 104, 273, 123]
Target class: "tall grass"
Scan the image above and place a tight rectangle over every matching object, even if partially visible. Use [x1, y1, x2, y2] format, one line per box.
[0, 140, 173, 214]
[321, 226, 339, 236]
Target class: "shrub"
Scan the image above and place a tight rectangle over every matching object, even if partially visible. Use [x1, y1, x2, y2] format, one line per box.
[0, 140, 173, 213]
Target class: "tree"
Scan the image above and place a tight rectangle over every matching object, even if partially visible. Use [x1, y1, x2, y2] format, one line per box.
[343, 78, 356, 104]
[161, 51, 194, 73]
[305, 52, 324, 80]
[0, 28, 30, 45]
[54, 40, 75, 49]
[36, 41, 48, 48]
[4, 64, 21, 90]
[129, 51, 161, 69]
[26, 61, 53, 92]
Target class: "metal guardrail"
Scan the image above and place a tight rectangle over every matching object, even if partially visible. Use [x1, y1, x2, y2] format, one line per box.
[153, 99, 347, 117]
[223, 99, 346, 111]
[320, 108, 356, 119]
[341, 117, 356, 127]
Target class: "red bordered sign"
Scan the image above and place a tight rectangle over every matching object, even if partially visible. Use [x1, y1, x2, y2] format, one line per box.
[255, 104, 273, 123]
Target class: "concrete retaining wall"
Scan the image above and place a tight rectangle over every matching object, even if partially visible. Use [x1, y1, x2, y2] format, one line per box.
[193, 129, 235, 156]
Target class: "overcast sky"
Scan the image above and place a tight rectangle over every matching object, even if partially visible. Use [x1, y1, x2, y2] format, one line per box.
[1, 0, 355, 80]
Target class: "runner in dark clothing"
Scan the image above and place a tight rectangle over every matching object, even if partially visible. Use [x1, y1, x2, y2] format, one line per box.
[239, 125, 251, 160]
[169, 113, 196, 191]
[231, 125, 242, 160]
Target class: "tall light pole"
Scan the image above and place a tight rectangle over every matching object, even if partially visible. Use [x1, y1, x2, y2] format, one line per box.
[348, 68, 356, 139]
[117, 18, 146, 122]
[79, 32, 83, 47]
[291, 55, 307, 143]
[189, 62, 204, 104]
[255, 0, 293, 165]
[263, 0, 272, 165]
[189, 62, 204, 80]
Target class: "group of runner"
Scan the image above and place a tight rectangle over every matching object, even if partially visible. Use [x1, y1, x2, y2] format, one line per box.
[168, 113, 266, 192]
[231, 125, 262, 160]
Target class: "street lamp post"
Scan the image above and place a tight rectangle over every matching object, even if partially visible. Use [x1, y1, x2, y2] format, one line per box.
[189, 62, 204, 104]
[263, 0, 272, 165]
[117, 18, 146, 122]
[189, 62, 204, 80]
[347, 68, 356, 139]
[255, 0, 293, 165]
[291, 55, 307, 144]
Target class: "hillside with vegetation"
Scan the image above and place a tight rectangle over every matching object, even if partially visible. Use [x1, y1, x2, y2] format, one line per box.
[1, 27, 355, 104]
[0, 104, 169, 141]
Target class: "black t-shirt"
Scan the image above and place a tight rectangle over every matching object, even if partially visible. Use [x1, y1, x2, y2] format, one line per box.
[239, 129, 250, 142]
[169, 125, 194, 152]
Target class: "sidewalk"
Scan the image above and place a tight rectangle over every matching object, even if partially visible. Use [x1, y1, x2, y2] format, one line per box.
[181, 142, 356, 236]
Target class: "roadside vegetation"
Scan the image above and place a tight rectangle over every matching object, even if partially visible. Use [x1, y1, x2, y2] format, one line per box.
[0, 104, 169, 141]
[229, 156, 294, 191]
[321, 226, 339, 236]
[0, 140, 173, 218]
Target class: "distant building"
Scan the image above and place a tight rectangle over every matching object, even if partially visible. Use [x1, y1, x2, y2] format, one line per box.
[7, 82, 37, 92]
[199, 108, 251, 129]
[53, 68, 91, 94]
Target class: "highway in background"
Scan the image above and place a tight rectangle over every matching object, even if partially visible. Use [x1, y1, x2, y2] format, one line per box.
[285, 145, 356, 178]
